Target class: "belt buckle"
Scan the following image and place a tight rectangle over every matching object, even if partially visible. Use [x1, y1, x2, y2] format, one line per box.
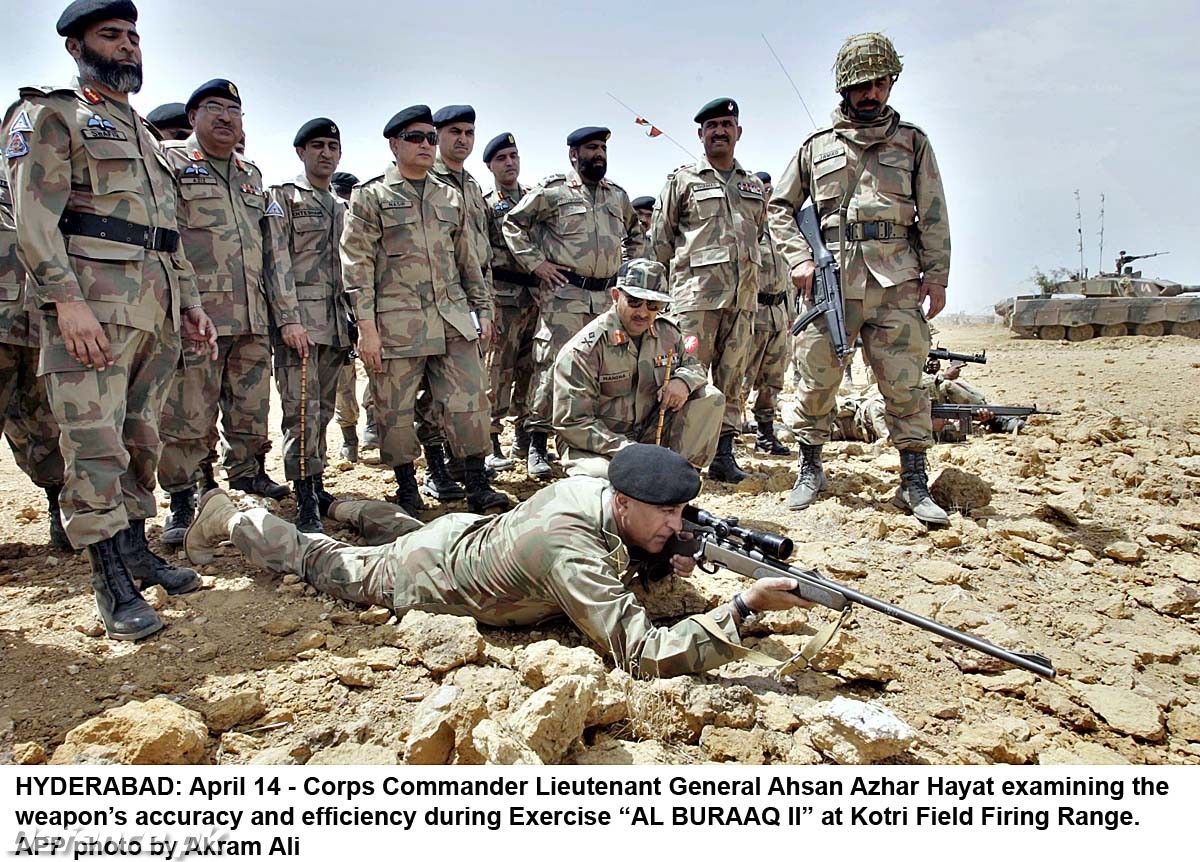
[144, 226, 159, 250]
[862, 222, 879, 241]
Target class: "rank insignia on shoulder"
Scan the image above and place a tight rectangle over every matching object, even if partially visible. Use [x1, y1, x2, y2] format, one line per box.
[9, 111, 33, 134]
[81, 87, 103, 105]
[683, 334, 699, 354]
[265, 200, 285, 217]
[4, 131, 29, 160]
[191, 149, 205, 161]
[612, 329, 627, 345]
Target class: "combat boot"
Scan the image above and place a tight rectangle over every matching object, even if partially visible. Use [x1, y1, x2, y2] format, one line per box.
[787, 445, 827, 510]
[184, 489, 243, 566]
[161, 488, 196, 548]
[293, 478, 324, 534]
[526, 432, 553, 481]
[463, 455, 512, 514]
[44, 484, 72, 552]
[313, 474, 336, 517]
[117, 519, 200, 594]
[392, 464, 425, 517]
[422, 444, 467, 501]
[87, 536, 162, 641]
[338, 425, 359, 463]
[708, 432, 750, 483]
[754, 421, 792, 456]
[229, 454, 290, 500]
[510, 426, 531, 460]
[894, 449, 950, 527]
[484, 433, 515, 472]
[362, 407, 381, 451]
[199, 462, 219, 494]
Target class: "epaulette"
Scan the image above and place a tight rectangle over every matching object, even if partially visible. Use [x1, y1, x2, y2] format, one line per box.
[360, 173, 386, 188]
[655, 316, 682, 336]
[800, 124, 835, 150]
[161, 140, 191, 154]
[604, 178, 626, 193]
[541, 173, 567, 186]
[17, 84, 73, 99]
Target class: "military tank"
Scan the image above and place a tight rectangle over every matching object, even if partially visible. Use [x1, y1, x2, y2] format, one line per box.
[997, 253, 1200, 341]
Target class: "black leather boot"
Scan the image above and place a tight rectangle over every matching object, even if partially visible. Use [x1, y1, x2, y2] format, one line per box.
[161, 488, 196, 548]
[362, 407, 380, 450]
[463, 455, 511, 514]
[312, 474, 336, 517]
[199, 462, 219, 493]
[510, 426, 531, 459]
[229, 454, 290, 500]
[88, 536, 162, 640]
[484, 433, 515, 471]
[44, 484, 72, 551]
[293, 478, 324, 533]
[422, 444, 467, 501]
[708, 431, 750, 483]
[392, 464, 425, 517]
[526, 432, 553, 480]
[339, 425, 359, 463]
[754, 420, 792, 456]
[117, 519, 200, 594]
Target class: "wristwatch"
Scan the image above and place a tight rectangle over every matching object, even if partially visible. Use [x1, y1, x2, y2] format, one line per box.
[732, 592, 755, 626]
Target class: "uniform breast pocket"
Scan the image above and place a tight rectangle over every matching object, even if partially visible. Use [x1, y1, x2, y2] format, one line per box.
[178, 181, 227, 230]
[812, 155, 847, 206]
[81, 137, 143, 198]
[556, 201, 589, 235]
[599, 371, 633, 397]
[291, 217, 326, 254]
[689, 186, 727, 221]
[380, 205, 419, 256]
[877, 149, 914, 197]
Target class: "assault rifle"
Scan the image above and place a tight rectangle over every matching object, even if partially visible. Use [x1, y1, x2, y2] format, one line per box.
[676, 506, 1056, 679]
[928, 346, 987, 366]
[789, 203, 851, 362]
[931, 403, 1059, 437]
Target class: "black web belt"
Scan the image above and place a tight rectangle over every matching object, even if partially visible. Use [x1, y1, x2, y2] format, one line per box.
[492, 268, 541, 288]
[825, 220, 905, 242]
[758, 292, 788, 306]
[60, 210, 180, 253]
[564, 272, 617, 291]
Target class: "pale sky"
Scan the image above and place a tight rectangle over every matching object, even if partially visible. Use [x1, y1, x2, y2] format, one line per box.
[5, 0, 1198, 312]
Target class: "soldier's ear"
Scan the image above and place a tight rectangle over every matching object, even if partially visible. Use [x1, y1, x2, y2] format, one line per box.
[295, 146, 305, 161]
[65, 36, 83, 60]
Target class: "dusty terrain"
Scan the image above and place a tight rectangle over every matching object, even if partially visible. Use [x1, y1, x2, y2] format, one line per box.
[1, 322, 1198, 766]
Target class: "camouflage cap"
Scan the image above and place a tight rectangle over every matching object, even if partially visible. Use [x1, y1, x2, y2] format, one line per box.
[610, 444, 701, 506]
[834, 32, 903, 91]
[616, 259, 671, 303]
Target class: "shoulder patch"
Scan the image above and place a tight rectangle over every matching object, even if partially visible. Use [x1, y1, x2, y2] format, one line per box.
[4, 131, 29, 160]
[265, 200, 285, 217]
[9, 111, 33, 133]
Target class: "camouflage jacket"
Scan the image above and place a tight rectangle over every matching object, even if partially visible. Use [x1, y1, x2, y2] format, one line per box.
[431, 154, 492, 285]
[267, 175, 349, 348]
[371, 477, 744, 677]
[552, 304, 706, 456]
[767, 106, 950, 297]
[340, 164, 490, 359]
[484, 184, 534, 304]
[648, 156, 764, 313]
[0, 174, 35, 347]
[165, 134, 298, 337]
[755, 223, 793, 332]
[502, 168, 642, 311]
[3, 80, 198, 336]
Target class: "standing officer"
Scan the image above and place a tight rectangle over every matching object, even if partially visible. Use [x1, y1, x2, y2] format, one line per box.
[482, 132, 538, 469]
[268, 118, 352, 532]
[649, 98, 764, 484]
[330, 170, 368, 463]
[552, 259, 723, 477]
[340, 105, 507, 517]
[744, 170, 792, 456]
[767, 33, 951, 526]
[631, 195, 655, 256]
[5, 0, 218, 638]
[157, 78, 305, 545]
[145, 102, 188, 141]
[503, 126, 642, 479]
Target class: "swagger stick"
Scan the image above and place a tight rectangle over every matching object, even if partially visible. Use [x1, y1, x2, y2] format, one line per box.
[299, 360, 308, 483]
[655, 352, 675, 446]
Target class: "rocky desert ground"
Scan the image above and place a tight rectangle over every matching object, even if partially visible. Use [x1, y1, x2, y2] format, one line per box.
[1, 322, 1198, 766]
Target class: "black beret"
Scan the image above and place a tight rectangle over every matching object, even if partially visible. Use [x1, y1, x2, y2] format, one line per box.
[432, 105, 475, 128]
[331, 172, 359, 192]
[483, 132, 517, 163]
[753, 171, 771, 184]
[694, 97, 739, 124]
[293, 117, 340, 147]
[631, 196, 655, 211]
[383, 105, 433, 138]
[57, 0, 137, 36]
[567, 126, 610, 147]
[186, 79, 241, 113]
[609, 444, 702, 506]
[146, 102, 188, 130]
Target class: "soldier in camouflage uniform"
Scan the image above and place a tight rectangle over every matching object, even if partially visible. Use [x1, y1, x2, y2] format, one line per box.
[923, 359, 1018, 440]
[268, 118, 353, 533]
[329, 170, 367, 463]
[5, 0, 218, 639]
[631, 195, 654, 257]
[185, 444, 809, 678]
[502, 126, 643, 479]
[648, 98, 765, 484]
[768, 33, 952, 526]
[340, 105, 508, 517]
[157, 78, 307, 546]
[552, 259, 723, 477]
[743, 171, 793, 456]
[482, 133, 538, 468]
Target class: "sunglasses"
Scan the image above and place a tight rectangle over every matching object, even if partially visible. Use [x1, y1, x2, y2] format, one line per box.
[623, 295, 665, 311]
[398, 131, 438, 145]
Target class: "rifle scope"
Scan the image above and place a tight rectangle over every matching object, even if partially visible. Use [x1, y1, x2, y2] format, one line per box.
[683, 506, 794, 560]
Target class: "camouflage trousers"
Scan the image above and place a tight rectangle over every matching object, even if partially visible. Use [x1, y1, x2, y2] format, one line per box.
[674, 308, 756, 435]
[40, 319, 180, 547]
[934, 378, 986, 406]
[335, 361, 364, 429]
[744, 324, 790, 426]
[370, 336, 490, 466]
[0, 341, 64, 487]
[159, 334, 272, 493]
[790, 276, 932, 450]
[275, 344, 346, 482]
[829, 392, 888, 442]
[560, 382, 725, 478]
[488, 296, 539, 434]
[526, 297, 608, 434]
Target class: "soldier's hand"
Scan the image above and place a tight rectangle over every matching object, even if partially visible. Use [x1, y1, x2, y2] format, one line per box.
[669, 531, 697, 577]
[742, 578, 816, 612]
[975, 408, 995, 423]
[791, 260, 816, 301]
[533, 261, 570, 289]
[56, 301, 113, 371]
[478, 318, 494, 346]
[183, 307, 219, 360]
[281, 323, 315, 359]
[658, 378, 690, 412]
[921, 282, 947, 319]
[357, 328, 383, 373]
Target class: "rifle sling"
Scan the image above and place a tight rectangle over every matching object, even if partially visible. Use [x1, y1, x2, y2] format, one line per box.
[688, 606, 852, 680]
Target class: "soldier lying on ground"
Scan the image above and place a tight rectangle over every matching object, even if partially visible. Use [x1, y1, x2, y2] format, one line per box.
[183, 444, 809, 677]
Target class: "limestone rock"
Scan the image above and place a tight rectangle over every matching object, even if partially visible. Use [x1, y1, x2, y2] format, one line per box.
[1035, 488, 1093, 525]
[699, 726, 767, 764]
[507, 674, 597, 764]
[809, 631, 898, 682]
[1103, 542, 1143, 563]
[1129, 583, 1200, 617]
[331, 657, 376, 688]
[358, 606, 394, 625]
[1144, 523, 1194, 549]
[470, 719, 542, 765]
[200, 689, 266, 733]
[929, 467, 992, 514]
[806, 697, 914, 765]
[261, 615, 303, 636]
[1039, 742, 1132, 765]
[395, 610, 485, 673]
[51, 699, 207, 765]
[1075, 683, 1165, 741]
[913, 559, 968, 585]
[13, 742, 46, 765]
[958, 716, 1032, 764]
[651, 679, 757, 743]
[306, 743, 397, 765]
[569, 738, 681, 765]
[585, 670, 632, 728]
[442, 665, 526, 763]
[248, 746, 305, 766]
[404, 685, 458, 765]
[517, 640, 605, 689]
[1027, 683, 1098, 731]
[1166, 704, 1200, 742]
[360, 647, 403, 671]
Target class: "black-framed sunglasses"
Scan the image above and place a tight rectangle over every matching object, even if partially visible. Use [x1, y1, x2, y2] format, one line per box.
[624, 296, 666, 311]
[399, 131, 438, 145]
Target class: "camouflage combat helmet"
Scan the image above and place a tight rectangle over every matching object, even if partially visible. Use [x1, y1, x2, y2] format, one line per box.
[834, 32, 903, 91]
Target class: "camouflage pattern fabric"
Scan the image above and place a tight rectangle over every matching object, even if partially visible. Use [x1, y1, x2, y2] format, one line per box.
[275, 344, 345, 480]
[335, 360, 365, 429]
[4, 81, 191, 544]
[672, 307, 755, 435]
[745, 224, 794, 425]
[552, 304, 722, 475]
[829, 383, 888, 442]
[431, 154, 492, 286]
[229, 479, 745, 677]
[485, 185, 538, 434]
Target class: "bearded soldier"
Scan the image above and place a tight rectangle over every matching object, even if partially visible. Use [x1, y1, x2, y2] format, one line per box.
[768, 33, 951, 526]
